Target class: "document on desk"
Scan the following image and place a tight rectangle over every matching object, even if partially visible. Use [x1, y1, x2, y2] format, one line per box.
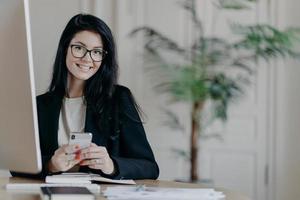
[103, 186, 225, 200]
[46, 172, 136, 185]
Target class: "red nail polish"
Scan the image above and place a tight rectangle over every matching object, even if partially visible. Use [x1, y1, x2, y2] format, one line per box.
[76, 150, 81, 154]
[75, 153, 80, 160]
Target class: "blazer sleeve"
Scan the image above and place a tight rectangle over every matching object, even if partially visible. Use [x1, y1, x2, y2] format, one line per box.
[109, 87, 159, 180]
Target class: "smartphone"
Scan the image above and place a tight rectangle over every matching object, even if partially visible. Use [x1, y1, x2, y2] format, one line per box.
[69, 132, 92, 149]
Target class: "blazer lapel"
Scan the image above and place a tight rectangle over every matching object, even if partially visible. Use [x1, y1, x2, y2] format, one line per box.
[38, 92, 62, 154]
[51, 96, 62, 150]
[84, 104, 107, 146]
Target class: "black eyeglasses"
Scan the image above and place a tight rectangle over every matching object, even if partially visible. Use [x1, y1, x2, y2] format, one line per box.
[70, 44, 107, 62]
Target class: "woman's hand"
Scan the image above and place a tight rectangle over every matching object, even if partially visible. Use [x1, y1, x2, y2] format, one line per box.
[48, 144, 81, 173]
[79, 143, 115, 175]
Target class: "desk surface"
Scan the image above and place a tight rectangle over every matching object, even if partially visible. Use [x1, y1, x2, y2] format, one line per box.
[0, 177, 251, 200]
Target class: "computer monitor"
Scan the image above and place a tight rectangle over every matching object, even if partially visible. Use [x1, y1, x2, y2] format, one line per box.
[0, 0, 42, 173]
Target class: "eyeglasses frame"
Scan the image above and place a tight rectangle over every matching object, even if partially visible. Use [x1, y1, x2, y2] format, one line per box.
[69, 44, 107, 62]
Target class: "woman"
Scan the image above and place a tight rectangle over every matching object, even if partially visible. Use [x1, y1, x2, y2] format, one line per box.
[14, 14, 159, 180]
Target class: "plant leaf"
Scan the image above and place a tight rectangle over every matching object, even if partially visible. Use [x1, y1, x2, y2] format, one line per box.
[215, 0, 255, 10]
[130, 27, 185, 55]
[232, 24, 300, 61]
[160, 108, 185, 132]
[207, 73, 244, 120]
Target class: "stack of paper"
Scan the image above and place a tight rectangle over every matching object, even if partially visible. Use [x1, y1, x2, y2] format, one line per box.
[103, 186, 225, 200]
[46, 172, 136, 185]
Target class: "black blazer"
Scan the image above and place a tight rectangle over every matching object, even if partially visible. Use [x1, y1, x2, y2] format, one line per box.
[12, 85, 159, 180]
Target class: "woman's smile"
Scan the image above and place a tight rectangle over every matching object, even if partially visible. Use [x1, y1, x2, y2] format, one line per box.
[75, 63, 93, 72]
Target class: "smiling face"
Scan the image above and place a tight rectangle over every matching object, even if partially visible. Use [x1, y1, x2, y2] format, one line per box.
[66, 30, 104, 82]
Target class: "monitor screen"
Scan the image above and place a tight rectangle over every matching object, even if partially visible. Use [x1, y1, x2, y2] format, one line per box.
[0, 0, 42, 173]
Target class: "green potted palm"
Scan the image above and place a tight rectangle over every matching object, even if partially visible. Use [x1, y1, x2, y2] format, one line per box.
[131, 0, 300, 182]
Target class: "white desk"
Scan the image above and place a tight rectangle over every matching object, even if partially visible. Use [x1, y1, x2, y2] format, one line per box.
[0, 177, 251, 200]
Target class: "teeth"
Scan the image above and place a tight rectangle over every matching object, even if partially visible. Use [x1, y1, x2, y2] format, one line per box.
[76, 64, 91, 71]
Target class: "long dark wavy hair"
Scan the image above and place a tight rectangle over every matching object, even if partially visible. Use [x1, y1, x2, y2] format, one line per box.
[49, 14, 118, 115]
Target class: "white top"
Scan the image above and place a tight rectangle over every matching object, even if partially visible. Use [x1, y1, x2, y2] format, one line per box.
[58, 96, 87, 146]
